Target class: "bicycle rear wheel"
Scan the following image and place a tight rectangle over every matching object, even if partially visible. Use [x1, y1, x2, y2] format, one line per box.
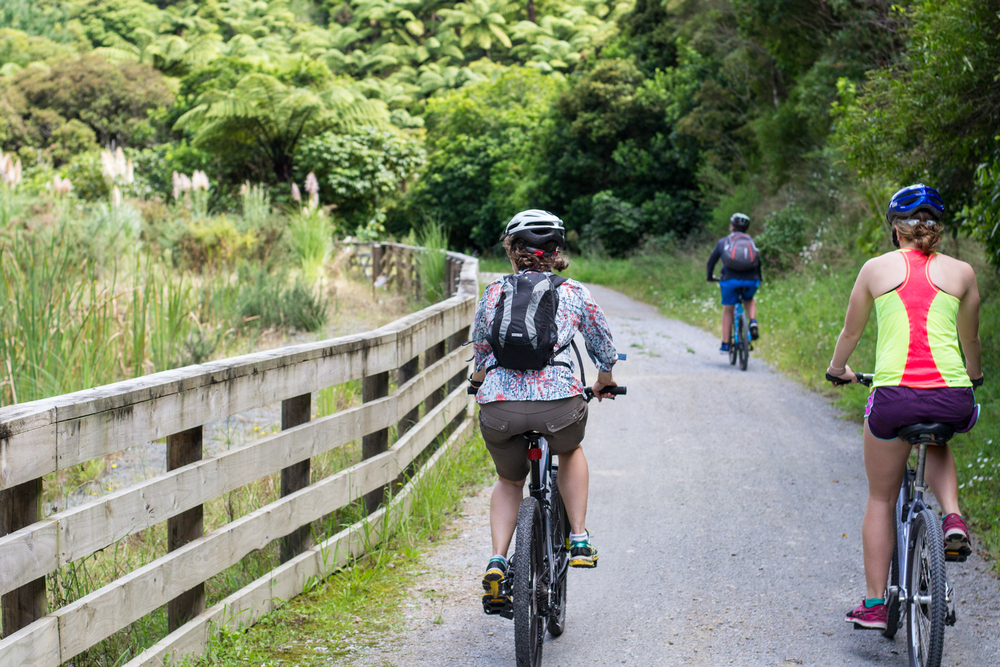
[738, 312, 749, 371]
[883, 541, 901, 639]
[729, 321, 738, 365]
[514, 496, 545, 667]
[907, 509, 947, 667]
[547, 471, 569, 637]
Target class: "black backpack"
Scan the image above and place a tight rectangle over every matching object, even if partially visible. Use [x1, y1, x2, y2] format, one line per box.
[486, 272, 571, 372]
[721, 232, 759, 272]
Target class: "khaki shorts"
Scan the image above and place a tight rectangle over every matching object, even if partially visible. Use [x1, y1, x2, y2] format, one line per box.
[479, 396, 589, 481]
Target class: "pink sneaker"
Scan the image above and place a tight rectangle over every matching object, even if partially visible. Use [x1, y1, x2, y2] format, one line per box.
[942, 513, 972, 561]
[845, 600, 887, 630]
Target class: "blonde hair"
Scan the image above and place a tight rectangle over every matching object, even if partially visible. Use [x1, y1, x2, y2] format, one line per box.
[895, 210, 942, 255]
[503, 236, 569, 272]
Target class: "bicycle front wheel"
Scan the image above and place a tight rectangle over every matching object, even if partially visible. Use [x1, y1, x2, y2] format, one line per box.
[738, 312, 749, 371]
[547, 471, 569, 637]
[907, 509, 947, 667]
[514, 496, 545, 667]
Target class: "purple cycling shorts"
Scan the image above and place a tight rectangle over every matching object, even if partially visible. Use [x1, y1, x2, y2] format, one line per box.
[865, 386, 979, 441]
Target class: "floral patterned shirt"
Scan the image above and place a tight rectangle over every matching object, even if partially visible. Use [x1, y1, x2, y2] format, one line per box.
[472, 271, 618, 404]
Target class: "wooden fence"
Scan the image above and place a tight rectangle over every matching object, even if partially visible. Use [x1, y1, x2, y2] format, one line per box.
[0, 244, 479, 666]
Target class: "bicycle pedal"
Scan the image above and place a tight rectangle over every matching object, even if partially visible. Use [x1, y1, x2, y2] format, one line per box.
[482, 596, 512, 617]
[946, 609, 957, 626]
[945, 550, 968, 562]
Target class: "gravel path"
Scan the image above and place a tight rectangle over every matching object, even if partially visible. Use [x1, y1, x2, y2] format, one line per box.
[345, 283, 1000, 667]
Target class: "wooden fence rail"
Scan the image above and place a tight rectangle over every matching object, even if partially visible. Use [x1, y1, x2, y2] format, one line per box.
[0, 244, 479, 667]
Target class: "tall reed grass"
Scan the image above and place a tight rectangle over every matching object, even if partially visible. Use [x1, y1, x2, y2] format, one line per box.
[416, 220, 448, 303]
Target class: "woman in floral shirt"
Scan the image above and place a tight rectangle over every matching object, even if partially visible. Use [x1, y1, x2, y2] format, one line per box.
[470, 210, 619, 612]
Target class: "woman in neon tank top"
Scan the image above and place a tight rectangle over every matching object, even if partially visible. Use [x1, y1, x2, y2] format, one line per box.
[827, 184, 983, 630]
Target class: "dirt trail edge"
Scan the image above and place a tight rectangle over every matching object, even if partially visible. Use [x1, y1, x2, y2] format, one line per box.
[350, 283, 1000, 667]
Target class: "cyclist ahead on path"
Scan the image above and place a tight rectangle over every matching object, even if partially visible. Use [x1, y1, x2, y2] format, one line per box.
[706, 213, 762, 352]
[827, 184, 983, 630]
[469, 210, 620, 610]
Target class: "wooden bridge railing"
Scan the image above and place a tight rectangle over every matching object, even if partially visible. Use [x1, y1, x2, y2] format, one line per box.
[0, 244, 478, 666]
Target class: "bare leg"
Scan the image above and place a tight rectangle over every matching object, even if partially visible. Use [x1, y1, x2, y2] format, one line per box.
[557, 446, 589, 535]
[721, 305, 734, 342]
[862, 420, 911, 599]
[745, 298, 757, 320]
[924, 445, 961, 516]
[490, 476, 525, 557]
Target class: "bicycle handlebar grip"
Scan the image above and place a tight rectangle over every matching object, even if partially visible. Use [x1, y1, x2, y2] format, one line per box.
[825, 372, 854, 386]
[584, 386, 627, 400]
[825, 372, 874, 387]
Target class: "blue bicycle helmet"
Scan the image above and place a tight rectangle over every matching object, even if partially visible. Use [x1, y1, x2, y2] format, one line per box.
[886, 184, 944, 224]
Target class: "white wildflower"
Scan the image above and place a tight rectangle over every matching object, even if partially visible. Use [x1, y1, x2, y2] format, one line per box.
[291, 182, 301, 202]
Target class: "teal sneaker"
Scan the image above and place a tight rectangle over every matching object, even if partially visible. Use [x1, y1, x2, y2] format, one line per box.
[569, 532, 598, 568]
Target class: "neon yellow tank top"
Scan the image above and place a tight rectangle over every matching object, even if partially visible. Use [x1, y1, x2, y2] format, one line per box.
[873, 249, 970, 389]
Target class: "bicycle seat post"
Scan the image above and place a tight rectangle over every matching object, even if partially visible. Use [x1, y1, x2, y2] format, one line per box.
[913, 442, 929, 501]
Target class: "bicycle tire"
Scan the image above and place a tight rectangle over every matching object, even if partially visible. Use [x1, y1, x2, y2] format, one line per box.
[514, 496, 545, 667]
[729, 321, 738, 365]
[883, 541, 901, 639]
[547, 471, 569, 637]
[738, 312, 749, 371]
[907, 509, 947, 667]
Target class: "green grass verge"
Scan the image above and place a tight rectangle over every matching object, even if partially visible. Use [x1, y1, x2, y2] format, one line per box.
[189, 428, 494, 666]
[559, 248, 1000, 568]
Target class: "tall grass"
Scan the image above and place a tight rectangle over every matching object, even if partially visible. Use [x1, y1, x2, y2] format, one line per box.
[288, 207, 332, 281]
[416, 220, 448, 303]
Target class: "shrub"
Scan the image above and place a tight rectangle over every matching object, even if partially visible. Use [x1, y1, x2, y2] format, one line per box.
[12, 54, 173, 148]
[236, 265, 327, 332]
[583, 191, 643, 258]
[295, 127, 425, 231]
[755, 204, 810, 272]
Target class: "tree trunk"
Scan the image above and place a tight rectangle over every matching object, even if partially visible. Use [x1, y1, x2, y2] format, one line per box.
[528, 0, 536, 23]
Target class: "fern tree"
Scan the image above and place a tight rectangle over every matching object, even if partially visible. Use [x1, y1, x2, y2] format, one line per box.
[174, 71, 388, 180]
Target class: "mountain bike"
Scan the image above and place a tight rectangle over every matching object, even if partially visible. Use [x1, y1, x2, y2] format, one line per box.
[828, 372, 959, 667]
[729, 294, 751, 371]
[477, 384, 627, 667]
[709, 277, 751, 371]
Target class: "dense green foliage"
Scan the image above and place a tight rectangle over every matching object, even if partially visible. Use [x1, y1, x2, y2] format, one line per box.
[2, 0, 997, 259]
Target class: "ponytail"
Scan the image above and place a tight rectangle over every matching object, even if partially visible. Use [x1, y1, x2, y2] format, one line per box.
[894, 211, 942, 255]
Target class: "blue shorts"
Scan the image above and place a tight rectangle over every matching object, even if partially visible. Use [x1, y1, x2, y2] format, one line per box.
[719, 279, 760, 306]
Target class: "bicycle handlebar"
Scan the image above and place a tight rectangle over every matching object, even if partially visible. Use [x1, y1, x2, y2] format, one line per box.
[584, 386, 627, 401]
[826, 372, 874, 387]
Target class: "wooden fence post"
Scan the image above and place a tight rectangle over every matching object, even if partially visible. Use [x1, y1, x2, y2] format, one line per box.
[397, 356, 420, 437]
[167, 426, 204, 631]
[424, 339, 447, 413]
[362, 371, 390, 514]
[280, 394, 312, 563]
[448, 325, 469, 393]
[1, 478, 45, 638]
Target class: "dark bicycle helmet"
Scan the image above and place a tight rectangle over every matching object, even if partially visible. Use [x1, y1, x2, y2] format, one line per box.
[886, 184, 944, 224]
[730, 213, 750, 231]
[500, 209, 566, 248]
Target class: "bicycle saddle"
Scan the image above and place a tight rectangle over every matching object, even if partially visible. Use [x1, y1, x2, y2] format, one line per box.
[896, 422, 955, 445]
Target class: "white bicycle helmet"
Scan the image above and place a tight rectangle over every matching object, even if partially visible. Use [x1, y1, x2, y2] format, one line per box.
[730, 213, 750, 231]
[500, 209, 566, 247]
